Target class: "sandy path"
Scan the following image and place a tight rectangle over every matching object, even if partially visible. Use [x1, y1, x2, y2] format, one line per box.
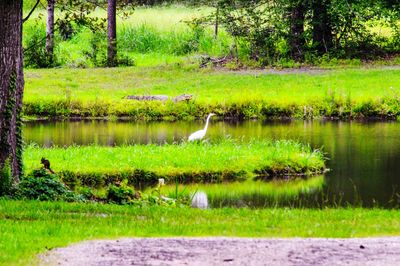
[41, 237, 400, 266]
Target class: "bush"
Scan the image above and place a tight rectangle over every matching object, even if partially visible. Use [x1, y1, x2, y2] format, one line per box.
[82, 32, 135, 67]
[78, 187, 102, 201]
[116, 53, 136, 67]
[83, 32, 108, 67]
[14, 169, 81, 201]
[24, 26, 58, 68]
[107, 182, 136, 204]
[0, 160, 12, 197]
[60, 170, 79, 190]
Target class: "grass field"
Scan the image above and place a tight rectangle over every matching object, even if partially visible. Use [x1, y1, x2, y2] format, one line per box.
[1, 200, 400, 265]
[25, 67, 400, 102]
[24, 67, 400, 119]
[21, 4, 400, 120]
[23, 140, 325, 187]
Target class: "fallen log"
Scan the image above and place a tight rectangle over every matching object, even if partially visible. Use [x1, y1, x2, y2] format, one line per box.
[125, 94, 192, 103]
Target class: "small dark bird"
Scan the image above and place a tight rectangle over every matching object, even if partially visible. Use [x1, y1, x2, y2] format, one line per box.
[41, 157, 55, 174]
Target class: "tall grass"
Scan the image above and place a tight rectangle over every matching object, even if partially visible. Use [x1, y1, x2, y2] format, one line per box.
[118, 24, 231, 56]
[23, 139, 325, 187]
[22, 6, 230, 67]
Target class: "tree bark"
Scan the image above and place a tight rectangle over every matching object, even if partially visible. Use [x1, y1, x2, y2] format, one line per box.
[46, 0, 56, 64]
[107, 0, 117, 67]
[311, 0, 333, 54]
[288, 2, 305, 61]
[214, 5, 219, 38]
[0, 0, 24, 183]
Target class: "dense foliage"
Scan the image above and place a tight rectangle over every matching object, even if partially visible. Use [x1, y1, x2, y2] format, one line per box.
[22, 0, 400, 67]
[4, 167, 180, 206]
[198, 0, 400, 65]
[13, 169, 80, 201]
[0, 160, 12, 197]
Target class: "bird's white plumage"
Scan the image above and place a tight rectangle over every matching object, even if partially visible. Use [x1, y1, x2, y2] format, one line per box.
[188, 113, 215, 141]
[191, 191, 208, 209]
[188, 129, 206, 141]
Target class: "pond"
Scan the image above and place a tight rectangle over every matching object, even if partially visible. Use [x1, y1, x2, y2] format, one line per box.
[23, 120, 400, 208]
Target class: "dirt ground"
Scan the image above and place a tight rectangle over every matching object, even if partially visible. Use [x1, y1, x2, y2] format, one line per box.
[41, 237, 400, 266]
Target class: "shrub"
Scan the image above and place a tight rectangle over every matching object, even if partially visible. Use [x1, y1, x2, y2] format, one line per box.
[59, 170, 79, 190]
[106, 182, 136, 204]
[105, 181, 180, 206]
[78, 187, 102, 201]
[0, 160, 12, 197]
[14, 169, 81, 201]
[24, 26, 58, 68]
[83, 32, 108, 67]
[116, 53, 136, 67]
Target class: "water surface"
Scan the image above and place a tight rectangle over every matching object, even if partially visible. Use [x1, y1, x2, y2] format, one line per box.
[24, 120, 400, 208]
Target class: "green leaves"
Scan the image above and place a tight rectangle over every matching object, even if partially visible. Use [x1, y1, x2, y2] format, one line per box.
[14, 169, 81, 201]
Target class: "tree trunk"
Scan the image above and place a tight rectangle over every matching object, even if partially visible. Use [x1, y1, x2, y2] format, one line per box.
[311, 0, 333, 54]
[0, 0, 24, 183]
[214, 5, 219, 38]
[288, 2, 305, 61]
[46, 0, 56, 64]
[107, 0, 117, 67]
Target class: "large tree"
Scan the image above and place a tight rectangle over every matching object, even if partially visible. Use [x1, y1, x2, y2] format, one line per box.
[107, 0, 117, 67]
[46, 0, 56, 63]
[286, 0, 306, 61]
[0, 0, 24, 183]
[310, 0, 333, 54]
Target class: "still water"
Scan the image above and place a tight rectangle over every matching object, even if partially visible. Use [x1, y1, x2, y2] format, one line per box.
[24, 120, 400, 208]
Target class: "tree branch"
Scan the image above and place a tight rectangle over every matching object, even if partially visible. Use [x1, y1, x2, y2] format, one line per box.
[23, 0, 41, 23]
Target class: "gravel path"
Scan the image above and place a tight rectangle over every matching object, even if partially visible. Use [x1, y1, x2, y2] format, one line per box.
[41, 237, 400, 266]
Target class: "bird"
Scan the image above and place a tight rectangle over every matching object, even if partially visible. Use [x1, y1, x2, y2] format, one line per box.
[188, 113, 215, 142]
[191, 191, 208, 209]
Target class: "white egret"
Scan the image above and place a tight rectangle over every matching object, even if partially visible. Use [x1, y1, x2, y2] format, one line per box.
[191, 191, 208, 209]
[188, 113, 215, 142]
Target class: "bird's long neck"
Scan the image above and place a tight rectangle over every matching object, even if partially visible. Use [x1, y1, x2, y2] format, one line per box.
[203, 115, 212, 131]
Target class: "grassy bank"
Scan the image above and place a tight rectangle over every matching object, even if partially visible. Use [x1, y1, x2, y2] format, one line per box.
[1, 200, 400, 265]
[24, 67, 400, 120]
[23, 140, 325, 187]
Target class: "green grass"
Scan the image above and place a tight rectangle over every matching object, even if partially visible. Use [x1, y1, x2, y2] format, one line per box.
[23, 66, 400, 119]
[1, 200, 400, 265]
[23, 140, 325, 187]
[21, 5, 400, 120]
[25, 67, 400, 102]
